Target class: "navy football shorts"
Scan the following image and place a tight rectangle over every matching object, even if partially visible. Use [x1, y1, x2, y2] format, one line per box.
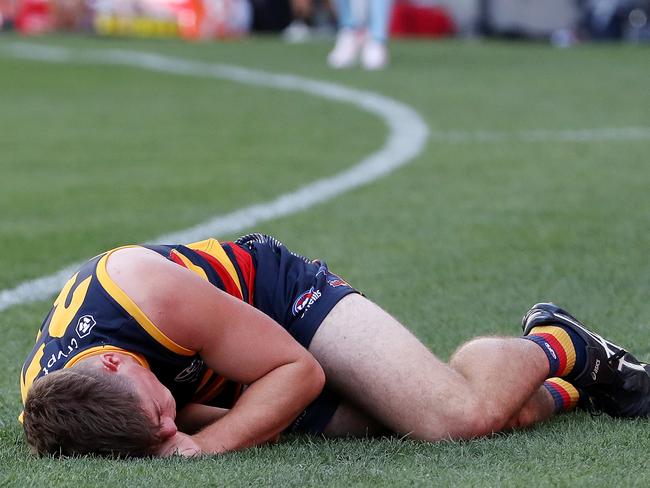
[235, 233, 360, 434]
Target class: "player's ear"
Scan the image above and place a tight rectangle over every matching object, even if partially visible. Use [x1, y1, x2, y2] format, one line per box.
[99, 353, 122, 372]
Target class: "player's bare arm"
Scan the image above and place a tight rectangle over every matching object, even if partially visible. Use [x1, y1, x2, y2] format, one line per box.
[107, 247, 325, 455]
[175, 403, 229, 434]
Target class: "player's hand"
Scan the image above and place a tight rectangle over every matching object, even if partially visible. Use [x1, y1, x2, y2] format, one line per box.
[156, 432, 202, 458]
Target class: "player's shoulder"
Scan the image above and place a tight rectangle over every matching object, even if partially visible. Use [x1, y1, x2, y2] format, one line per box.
[105, 245, 188, 295]
[106, 245, 164, 266]
[104, 246, 174, 291]
[105, 245, 221, 351]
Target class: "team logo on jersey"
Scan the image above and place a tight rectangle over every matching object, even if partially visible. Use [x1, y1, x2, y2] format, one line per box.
[174, 359, 204, 383]
[75, 315, 96, 339]
[327, 275, 350, 288]
[292, 287, 322, 316]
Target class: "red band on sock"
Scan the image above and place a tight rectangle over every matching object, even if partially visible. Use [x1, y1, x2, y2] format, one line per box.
[535, 333, 568, 376]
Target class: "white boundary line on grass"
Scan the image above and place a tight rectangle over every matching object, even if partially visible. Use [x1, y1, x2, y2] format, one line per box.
[2, 43, 650, 312]
[0, 42, 430, 311]
[428, 126, 650, 143]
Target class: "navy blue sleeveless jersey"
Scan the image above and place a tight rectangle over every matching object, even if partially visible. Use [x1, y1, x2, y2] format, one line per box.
[20, 239, 253, 416]
[20, 235, 358, 433]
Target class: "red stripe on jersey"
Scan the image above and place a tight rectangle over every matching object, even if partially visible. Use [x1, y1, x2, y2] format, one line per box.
[194, 249, 243, 300]
[226, 243, 256, 304]
[169, 251, 186, 268]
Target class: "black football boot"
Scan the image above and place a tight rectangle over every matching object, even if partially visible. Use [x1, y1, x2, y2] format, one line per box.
[522, 302, 650, 418]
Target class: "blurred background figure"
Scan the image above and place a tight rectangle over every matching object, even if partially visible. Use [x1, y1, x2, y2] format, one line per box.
[327, 0, 394, 70]
[477, 0, 650, 44]
[282, 0, 335, 43]
[581, 0, 650, 42]
[282, 0, 315, 42]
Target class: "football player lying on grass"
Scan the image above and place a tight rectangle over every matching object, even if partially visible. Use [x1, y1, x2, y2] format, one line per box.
[20, 234, 650, 457]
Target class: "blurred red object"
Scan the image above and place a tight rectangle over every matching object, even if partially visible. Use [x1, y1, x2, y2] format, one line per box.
[16, 0, 53, 34]
[0, 0, 17, 28]
[390, 2, 455, 38]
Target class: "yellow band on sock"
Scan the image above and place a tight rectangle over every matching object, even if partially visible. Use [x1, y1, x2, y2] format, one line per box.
[546, 377, 580, 411]
[530, 325, 577, 377]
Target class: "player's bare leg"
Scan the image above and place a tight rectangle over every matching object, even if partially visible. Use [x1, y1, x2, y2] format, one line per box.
[309, 294, 552, 440]
[502, 385, 556, 430]
[322, 381, 558, 437]
[322, 401, 387, 437]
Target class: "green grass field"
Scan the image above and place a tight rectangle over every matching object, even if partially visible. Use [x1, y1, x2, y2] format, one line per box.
[1, 34, 649, 486]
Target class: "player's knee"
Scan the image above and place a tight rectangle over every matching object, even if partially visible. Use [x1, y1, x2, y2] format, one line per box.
[450, 336, 500, 366]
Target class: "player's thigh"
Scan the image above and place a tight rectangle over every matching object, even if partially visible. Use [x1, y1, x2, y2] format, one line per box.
[309, 294, 469, 438]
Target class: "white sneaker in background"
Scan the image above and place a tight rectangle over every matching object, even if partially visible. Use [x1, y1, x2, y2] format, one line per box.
[361, 38, 389, 70]
[283, 20, 311, 44]
[327, 29, 364, 69]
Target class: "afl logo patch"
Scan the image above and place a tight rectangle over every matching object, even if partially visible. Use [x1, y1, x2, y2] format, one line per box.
[292, 287, 322, 316]
[76, 315, 96, 339]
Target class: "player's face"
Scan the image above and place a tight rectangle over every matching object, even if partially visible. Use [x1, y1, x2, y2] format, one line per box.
[126, 362, 178, 441]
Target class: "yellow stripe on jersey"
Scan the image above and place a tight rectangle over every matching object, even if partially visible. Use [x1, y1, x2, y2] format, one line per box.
[170, 250, 209, 282]
[187, 238, 243, 297]
[96, 248, 195, 357]
[20, 343, 45, 404]
[65, 345, 150, 369]
[48, 273, 93, 338]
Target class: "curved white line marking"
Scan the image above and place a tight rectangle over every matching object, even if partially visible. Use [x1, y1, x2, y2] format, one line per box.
[0, 42, 429, 311]
[2, 44, 648, 312]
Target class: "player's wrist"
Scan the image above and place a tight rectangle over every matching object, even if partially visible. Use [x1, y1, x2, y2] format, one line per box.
[156, 432, 202, 458]
[191, 431, 233, 454]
